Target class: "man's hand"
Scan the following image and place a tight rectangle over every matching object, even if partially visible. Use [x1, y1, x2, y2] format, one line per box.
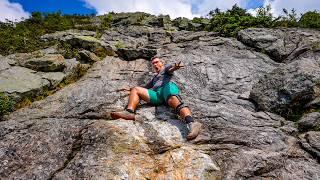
[173, 61, 184, 70]
[168, 61, 184, 74]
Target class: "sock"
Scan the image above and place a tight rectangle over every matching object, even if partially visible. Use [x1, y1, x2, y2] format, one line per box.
[184, 115, 194, 124]
[126, 108, 135, 114]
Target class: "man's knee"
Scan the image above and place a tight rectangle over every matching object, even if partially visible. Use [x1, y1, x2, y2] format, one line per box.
[131, 86, 149, 100]
[131, 86, 144, 94]
[167, 96, 179, 106]
[166, 95, 189, 114]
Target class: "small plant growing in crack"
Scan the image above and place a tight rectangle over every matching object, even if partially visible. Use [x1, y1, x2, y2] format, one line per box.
[115, 40, 126, 49]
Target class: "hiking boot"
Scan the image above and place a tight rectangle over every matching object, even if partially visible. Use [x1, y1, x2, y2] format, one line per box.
[110, 110, 135, 120]
[186, 121, 203, 141]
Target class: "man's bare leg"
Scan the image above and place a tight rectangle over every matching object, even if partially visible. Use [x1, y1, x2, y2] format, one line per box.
[127, 87, 150, 111]
[167, 96, 202, 140]
[111, 87, 149, 120]
[167, 96, 191, 119]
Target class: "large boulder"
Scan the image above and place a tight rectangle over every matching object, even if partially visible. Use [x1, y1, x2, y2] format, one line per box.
[299, 131, 320, 162]
[0, 66, 50, 102]
[292, 43, 320, 65]
[41, 30, 114, 57]
[298, 112, 320, 132]
[102, 26, 150, 50]
[147, 28, 171, 45]
[100, 12, 175, 30]
[78, 50, 101, 63]
[37, 72, 66, 87]
[20, 54, 66, 72]
[250, 58, 320, 118]
[6, 51, 44, 66]
[0, 57, 10, 71]
[65, 35, 112, 57]
[63, 58, 90, 83]
[100, 26, 167, 60]
[172, 17, 208, 31]
[41, 29, 96, 41]
[238, 28, 320, 62]
[108, 12, 155, 27]
[171, 31, 218, 43]
[172, 17, 190, 30]
[116, 47, 157, 61]
[6, 51, 67, 72]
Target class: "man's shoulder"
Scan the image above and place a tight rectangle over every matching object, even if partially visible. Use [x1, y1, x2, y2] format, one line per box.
[164, 64, 172, 68]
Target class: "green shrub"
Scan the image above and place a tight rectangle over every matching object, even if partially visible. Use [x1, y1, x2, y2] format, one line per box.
[58, 41, 80, 59]
[0, 12, 98, 55]
[0, 93, 14, 117]
[311, 42, 320, 51]
[207, 4, 275, 37]
[100, 13, 113, 29]
[115, 40, 126, 49]
[299, 11, 320, 28]
[275, 8, 298, 27]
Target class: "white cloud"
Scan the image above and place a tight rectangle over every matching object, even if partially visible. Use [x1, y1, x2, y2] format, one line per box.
[247, 8, 258, 16]
[0, 0, 30, 22]
[263, 0, 320, 17]
[83, 0, 319, 19]
[83, 0, 194, 19]
[83, 0, 251, 19]
[195, 0, 249, 16]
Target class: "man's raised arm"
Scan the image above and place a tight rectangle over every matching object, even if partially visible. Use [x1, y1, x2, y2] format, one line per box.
[167, 61, 184, 74]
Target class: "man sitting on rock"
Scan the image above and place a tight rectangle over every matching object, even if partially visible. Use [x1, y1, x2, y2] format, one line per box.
[111, 56, 203, 141]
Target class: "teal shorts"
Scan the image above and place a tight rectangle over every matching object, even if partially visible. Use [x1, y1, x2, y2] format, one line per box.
[148, 82, 180, 105]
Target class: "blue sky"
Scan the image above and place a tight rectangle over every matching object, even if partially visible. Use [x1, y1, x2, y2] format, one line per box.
[9, 0, 96, 15]
[1, 0, 319, 22]
[8, 0, 263, 15]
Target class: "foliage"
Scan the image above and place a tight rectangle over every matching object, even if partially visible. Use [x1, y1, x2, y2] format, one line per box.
[0, 12, 97, 55]
[115, 40, 126, 49]
[207, 4, 281, 36]
[311, 42, 320, 51]
[0, 93, 13, 117]
[58, 41, 80, 59]
[275, 8, 299, 27]
[206, 4, 320, 37]
[100, 13, 113, 30]
[299, 11, 320, 28]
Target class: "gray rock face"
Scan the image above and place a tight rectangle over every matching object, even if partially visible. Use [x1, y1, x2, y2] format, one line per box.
[21, 54, 66, 72]
[78, 50, 101, 63]
[99, 12, 209, 31]
[0, 58, 10, 71]
[172, 17, 210, 31]
[41, 30, 114, 58]
[298, 112, 320, 132]
[7, 52, 66, 72]
[41, 29, 96, 41]
[0, 66, 50, 102]
[238, 28, 320, 62]
[1, 27, 320, 179]
[300, 131, 320, 162]
[250, 58, 320, 118]
[63, 58, 82, 80]
[0, 51, 91, 113]
[38, 72, 66, 87]
[116, 47, 157, 61]
[65, 35, 112, 57]
[99, 12, 176, 30]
